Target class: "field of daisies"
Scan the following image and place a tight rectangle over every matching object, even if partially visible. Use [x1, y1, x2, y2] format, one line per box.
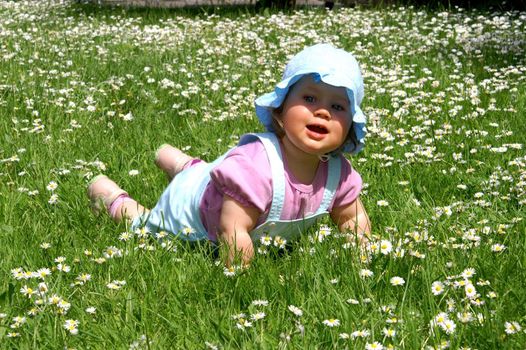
[1, 0, 525, 348]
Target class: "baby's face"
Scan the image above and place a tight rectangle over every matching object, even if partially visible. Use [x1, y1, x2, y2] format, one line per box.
[279, 75, 352, 157]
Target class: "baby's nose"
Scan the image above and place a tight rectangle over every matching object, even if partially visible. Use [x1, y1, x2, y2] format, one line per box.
[314, 108, 331, 120]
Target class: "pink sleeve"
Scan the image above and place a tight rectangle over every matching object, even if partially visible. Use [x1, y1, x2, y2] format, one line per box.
[209, 141, 272, 213]
[331, 156, 363, 209]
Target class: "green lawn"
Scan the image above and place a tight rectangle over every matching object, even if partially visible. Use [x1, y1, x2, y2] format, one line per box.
[0, 1, 525, 349]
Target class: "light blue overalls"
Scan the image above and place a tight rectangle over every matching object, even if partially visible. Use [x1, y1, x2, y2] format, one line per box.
[132, 133, 341, 243]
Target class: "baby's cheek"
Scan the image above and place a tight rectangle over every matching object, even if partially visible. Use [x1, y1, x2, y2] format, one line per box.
[346, 119, 353, 133]
[338, 119, 352, 135]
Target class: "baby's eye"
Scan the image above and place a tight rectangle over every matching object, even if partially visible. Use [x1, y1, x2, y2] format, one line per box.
[303, 96, 315, 103]
[332, 104, 345, 111]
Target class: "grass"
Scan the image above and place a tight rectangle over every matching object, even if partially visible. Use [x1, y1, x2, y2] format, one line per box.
[0, 1, 525, 349]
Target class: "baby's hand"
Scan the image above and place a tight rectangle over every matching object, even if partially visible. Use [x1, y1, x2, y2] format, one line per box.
[219, 195, 260, 266]
[331, 197, 371, 245]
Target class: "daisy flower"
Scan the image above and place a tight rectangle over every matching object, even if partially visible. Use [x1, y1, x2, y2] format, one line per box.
[63, 319, 79, 335]
[205, 342, 219, 350]
[57, 263, 71, 273]
[491, 243, 506, 252]
[37, 282, 48, 294]
[48, 294, 62, 305]
[11, 268, 26, 280]
[382, 328, 396, 337]
[460, 268, 476, 279]
[182, 227, 195, 236]
[40, 242, 51, 249]
[439, 319, 457, 334]
[351, 329, 370, 338]
[251, 299, 269, 307]
[504, 321, 522, 334]
[223, 266, 236, 277]
[236, 318, 252, 329]
[103, 246, 123, 259]
[368, 241, 380, 254]
[122, 112, 134, 121]
[48, 194, 58, 204]
[288, 305, 303, 317]
[119, 231, 133, 241]
[322, 318, 340, 327]
[360, 269, 374, 278]
[76, 273, 91, 284]
[135, 226, 150, 238]
[386, 317, 399, 324]
[380, 240, 393, 255]
[46, 181, 58, 191]
[366, 342, 384, 350]
[433, 312, 449, 327]
[54, 256, 66, 263]
[457, 311, 474, 323]
[35, 268, 52, 280]
[58, 299, 71, 312]
[431, 281, 445, 296]
[315, 225, 332, 242]
[260, 235, 272, 246]
[250, 312, 266, 321]
[390, 276, 405, 286]
[20, 285, 36, 298]
[273, 236, 287, 249]
[106, 280, 126, 290]
[156, 230, 168, 239]
[464, 283, 477, 299]
[11, 316, 26, 327]
[93, 257, 106, 264]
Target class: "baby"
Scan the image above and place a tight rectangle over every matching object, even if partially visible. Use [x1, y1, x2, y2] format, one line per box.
[88, 43, 371, 264]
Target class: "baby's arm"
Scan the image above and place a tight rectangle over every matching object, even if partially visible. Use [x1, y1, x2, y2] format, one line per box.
[330, 197, 371, 244]
[218, 195, 260, 266]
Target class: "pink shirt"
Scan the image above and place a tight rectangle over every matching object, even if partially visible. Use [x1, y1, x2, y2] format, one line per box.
[199, 139, 362, 241]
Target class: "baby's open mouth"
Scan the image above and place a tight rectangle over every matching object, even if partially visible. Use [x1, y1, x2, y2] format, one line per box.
[307, 125, 328, 134]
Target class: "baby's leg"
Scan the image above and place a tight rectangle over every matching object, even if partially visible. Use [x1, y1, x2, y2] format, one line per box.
[87, 175, 148, 223]
[154, 144, 199, 180]
[109, 193, 148, 223]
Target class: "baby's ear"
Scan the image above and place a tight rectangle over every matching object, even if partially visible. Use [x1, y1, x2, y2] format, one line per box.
[270, 108, 281, 120]
[270, 114, 285, 137]
[272, 114, 284, 127]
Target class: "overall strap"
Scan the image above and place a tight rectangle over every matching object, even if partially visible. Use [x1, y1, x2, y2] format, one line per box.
[238, 133, 285, 221]
[238, 133, 342, 219]
[316, 156, 341, 214]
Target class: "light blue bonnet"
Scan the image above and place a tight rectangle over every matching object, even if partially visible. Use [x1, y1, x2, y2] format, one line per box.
[254, 43, 367, 154]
